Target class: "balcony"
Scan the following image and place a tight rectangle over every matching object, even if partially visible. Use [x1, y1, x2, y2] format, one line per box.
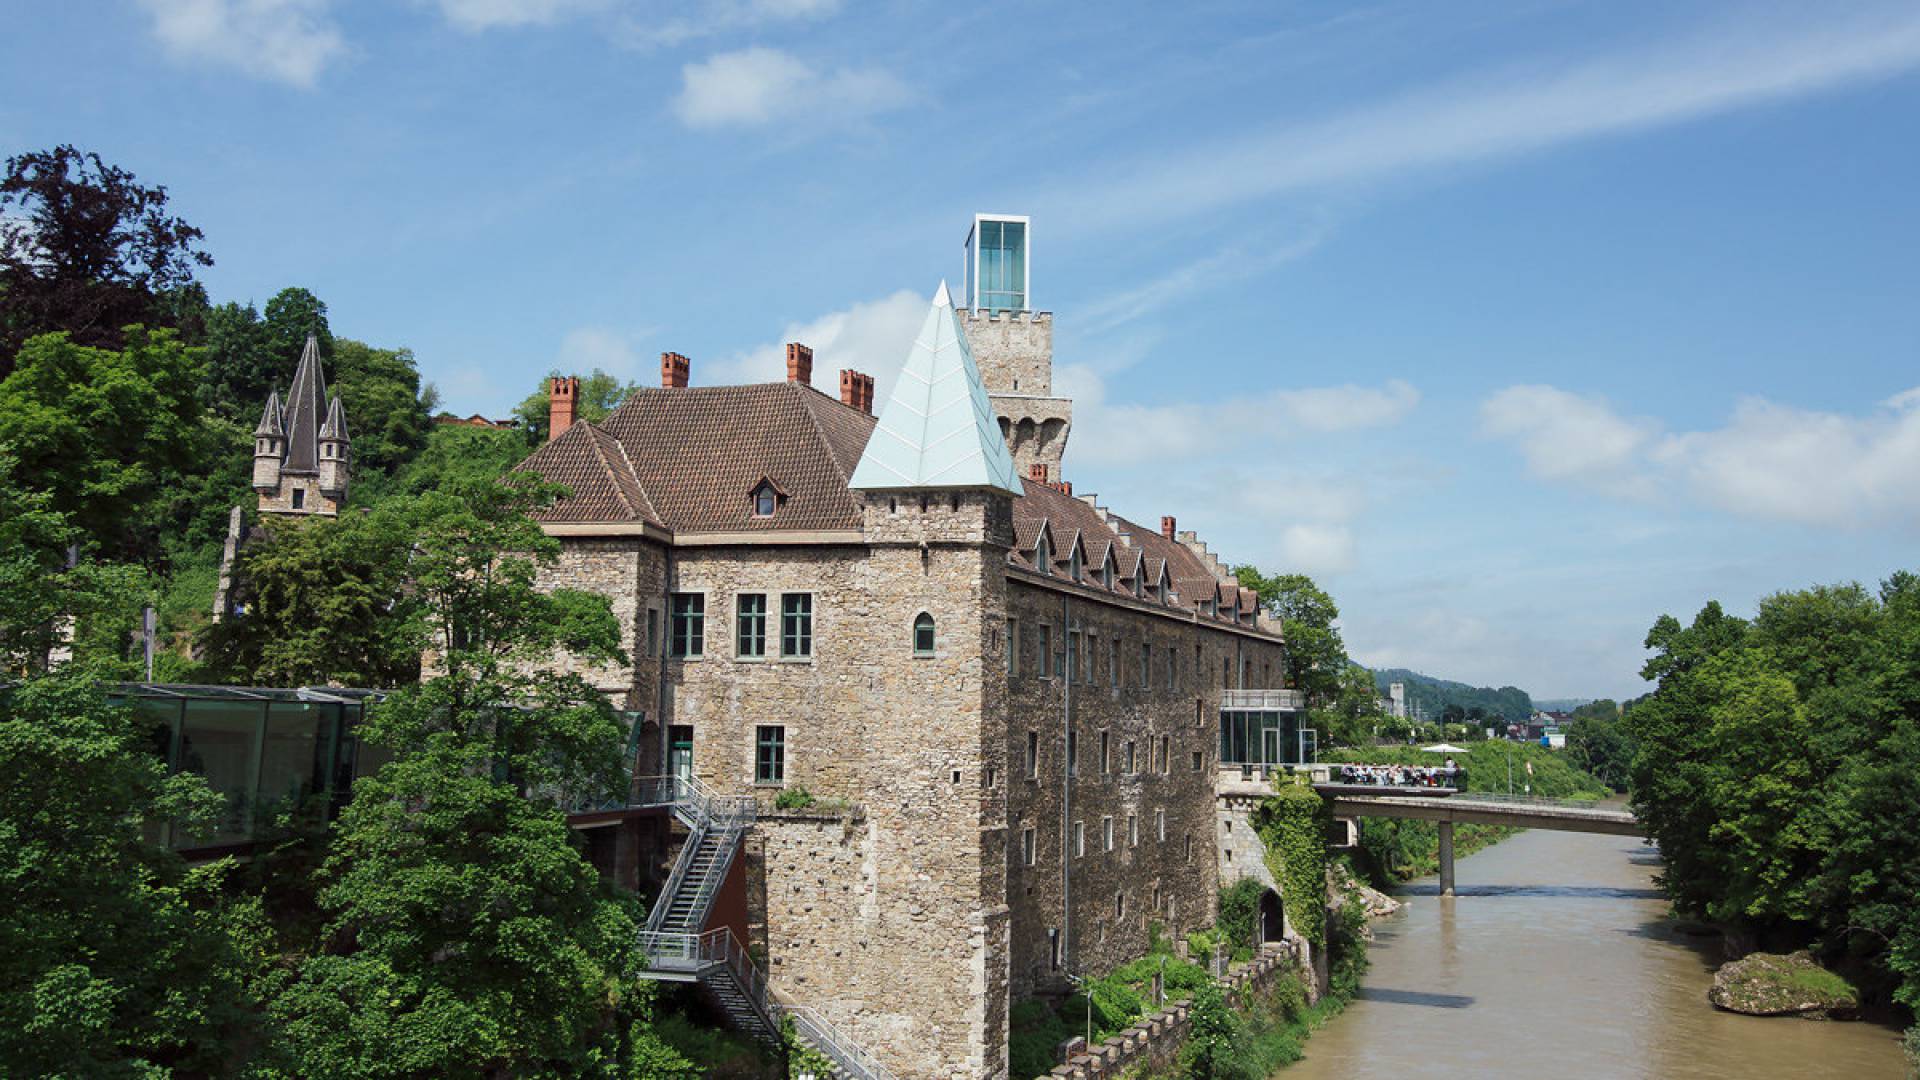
[1221, 689, 1305, 711]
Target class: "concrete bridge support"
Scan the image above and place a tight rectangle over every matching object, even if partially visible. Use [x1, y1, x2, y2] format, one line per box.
[1437, 821, 1455, 897]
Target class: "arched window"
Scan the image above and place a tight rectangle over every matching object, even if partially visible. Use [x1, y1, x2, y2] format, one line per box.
[753, 485, 776, 517]
[913, 612, 936, 656]
[1034, 535, 1051, 576]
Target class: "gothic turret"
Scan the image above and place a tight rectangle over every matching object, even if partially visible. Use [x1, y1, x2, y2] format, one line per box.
[255, 334, 348, 516]
[317, 394, 350, 499]
[252, 391, 285, 493]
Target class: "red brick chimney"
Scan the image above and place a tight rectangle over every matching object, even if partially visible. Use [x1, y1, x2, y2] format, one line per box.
[786, 343, 813, 386]
[839, 369, 876, 414]
[1028, 463, 1048, 483]
[548, 375, 578, 442]
[1160, 515, 1176, 540]
[661, 352, 689, 389]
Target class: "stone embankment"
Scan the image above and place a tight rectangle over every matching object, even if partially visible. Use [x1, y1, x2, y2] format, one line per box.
[1042, 942, 1303, 1079]
[1708, 950, 1860, 1020]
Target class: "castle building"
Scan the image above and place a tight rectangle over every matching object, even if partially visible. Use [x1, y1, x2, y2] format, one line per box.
[252, 333, 350, 516]
[516, 222, 1296, 1078]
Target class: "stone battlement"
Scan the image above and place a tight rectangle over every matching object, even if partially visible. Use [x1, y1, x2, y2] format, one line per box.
[959, 308, 1053, 324]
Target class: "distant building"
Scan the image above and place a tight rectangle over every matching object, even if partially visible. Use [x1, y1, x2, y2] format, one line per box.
[433, 412, 516, 429]
[251, 334, 350, 517]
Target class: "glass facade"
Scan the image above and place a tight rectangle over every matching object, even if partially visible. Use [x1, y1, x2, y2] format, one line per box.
[1217, 709, 1314, 767]
[122, 684, 641, 852]
[970, 217, 1028, 312]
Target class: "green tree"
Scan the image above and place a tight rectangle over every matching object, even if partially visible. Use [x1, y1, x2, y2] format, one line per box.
[1565, 705, 1634, 791]
[514, 368, 640, 443]
[201, 299, 277, 420]
[0, 326, 211, 564]
[199, 505, 426, 688]
[0, 145, 211, 375]
[331, 337, 434, 480]
[1234, 569, 1345, 705]
[267, 475, 656, 1076]
[262, 285, 333, 368]
[1178, 980, 1249, 1080]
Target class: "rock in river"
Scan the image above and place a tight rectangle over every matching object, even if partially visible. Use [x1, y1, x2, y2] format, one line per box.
[1708, 950, 1859, 1020]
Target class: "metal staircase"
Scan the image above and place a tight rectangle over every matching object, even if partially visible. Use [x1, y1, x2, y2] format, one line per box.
[628, 776, 897, 1080]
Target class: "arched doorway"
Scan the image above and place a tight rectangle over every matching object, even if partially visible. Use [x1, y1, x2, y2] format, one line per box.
[1259, 887, 1286, 943]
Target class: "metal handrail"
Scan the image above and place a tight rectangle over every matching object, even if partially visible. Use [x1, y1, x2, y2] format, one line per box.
[637, 775, 758, 934]
[1444, 792, 1628, 815]
[780, 1000, 901, 1080]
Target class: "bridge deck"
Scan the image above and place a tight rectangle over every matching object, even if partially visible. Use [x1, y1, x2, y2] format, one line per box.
[1318, 788, 1642, 836]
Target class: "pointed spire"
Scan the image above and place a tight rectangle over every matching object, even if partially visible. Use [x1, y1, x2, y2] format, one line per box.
[319, 394, 350, 443]
[281, 334, 327, 474]
[849, 282, 1022, 494]
[255, 390, 285, 437]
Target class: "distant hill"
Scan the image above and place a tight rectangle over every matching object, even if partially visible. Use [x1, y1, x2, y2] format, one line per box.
[1532, 698, 1594, 713]
[1370, 668, 1534, 724]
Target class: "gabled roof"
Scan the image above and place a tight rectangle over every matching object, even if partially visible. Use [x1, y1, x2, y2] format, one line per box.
[319, 394, 350, 443]
[849, 283, 1021, 494]
[522, 421, 661, 527]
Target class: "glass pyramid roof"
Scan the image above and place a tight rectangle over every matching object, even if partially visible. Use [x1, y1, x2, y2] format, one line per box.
[849, 282, 1022, 494]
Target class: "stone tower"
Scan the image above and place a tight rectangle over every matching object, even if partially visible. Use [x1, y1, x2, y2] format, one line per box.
[253, 333, 350, 516]
[959, 213, 1073, 483]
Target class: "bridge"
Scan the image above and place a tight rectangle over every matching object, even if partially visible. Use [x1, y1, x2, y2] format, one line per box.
[1315, 785, 1642, 896]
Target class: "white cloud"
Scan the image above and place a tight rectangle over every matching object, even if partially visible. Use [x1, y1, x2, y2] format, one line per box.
[1066, 373, 1419, 468]
[1074, 219, 1333, 333]
[707, 289, 927, 399]
[137, 0, 345, 86]
[555, 325, 655, 382]
[672, 46, 909, 130]
[433, 0, 607, 31]
[1479, 384, 1660, 497]
[1047, 6, 1920, 232]
[625, 0, 840, 48]
[1481, 382, 1920, 528]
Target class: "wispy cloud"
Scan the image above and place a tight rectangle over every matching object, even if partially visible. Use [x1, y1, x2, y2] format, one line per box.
[432, 0, 609, 32]
[1481, 382, 1920, 528]
[706, 289, 927, 399]
[672, 46, 909, 130]
[136, 0, 345, 87]
[1048, 6, 1920, 232]
[622, 0, 840, 48]
[1074, 215, 1334, 333]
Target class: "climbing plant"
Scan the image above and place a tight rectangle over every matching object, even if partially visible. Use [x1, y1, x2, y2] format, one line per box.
[1254, 779, 1329, 949]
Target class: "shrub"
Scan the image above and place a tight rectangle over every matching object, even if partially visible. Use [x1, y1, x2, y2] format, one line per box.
[1217, 878, 1265, 961]
[773, 785, 816, 811]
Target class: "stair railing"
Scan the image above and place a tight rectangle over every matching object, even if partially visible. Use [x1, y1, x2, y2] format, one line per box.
[778, 999, 902, 1080]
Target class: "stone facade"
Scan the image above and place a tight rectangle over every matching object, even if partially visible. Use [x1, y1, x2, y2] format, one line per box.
[962, 308, 1073, 483]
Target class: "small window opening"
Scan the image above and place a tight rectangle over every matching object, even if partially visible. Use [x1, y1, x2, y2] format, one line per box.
[913, 612, 936, 656]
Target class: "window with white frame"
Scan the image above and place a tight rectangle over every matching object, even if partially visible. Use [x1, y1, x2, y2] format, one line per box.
[1074, 821, 1085, 858]
[1102, 816, 1114, 852]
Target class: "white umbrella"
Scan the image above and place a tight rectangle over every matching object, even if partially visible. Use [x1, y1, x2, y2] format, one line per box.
[1422, 743, 1469, 754]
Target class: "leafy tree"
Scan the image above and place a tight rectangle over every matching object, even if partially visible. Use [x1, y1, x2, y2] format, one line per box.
[381, 423, 534, 501]
[267, 475, 655, 1076]
[1565, 704, 1634, 791]
[1178, 980, 1250, 1080]
[201, 299, 277, 420]
[199, 505, 426, 688]
[0, 326, 211, 564]
[262, 285, 333, 367]
[0, 145, 211, 375]
[331, 337, 434, 480]
[514, 368, 641, 443]
[1234, 569, 1344, 705]
[0, 462, 143, 675]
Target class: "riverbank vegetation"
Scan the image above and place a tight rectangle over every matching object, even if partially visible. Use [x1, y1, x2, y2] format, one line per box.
[1623, 576, 1920, 1054]
[1335, 742, 1609, 887]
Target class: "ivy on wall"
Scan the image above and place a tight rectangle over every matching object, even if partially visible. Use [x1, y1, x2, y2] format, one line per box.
[1254, 779, 1330, 949]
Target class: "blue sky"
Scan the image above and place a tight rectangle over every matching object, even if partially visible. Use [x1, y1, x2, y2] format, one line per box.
[6, 1, 1918, 700]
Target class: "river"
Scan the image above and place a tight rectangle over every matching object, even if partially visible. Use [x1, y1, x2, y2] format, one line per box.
[1283, 823, 1908, 1079]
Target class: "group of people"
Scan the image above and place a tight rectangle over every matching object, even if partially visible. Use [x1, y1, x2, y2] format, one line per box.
[1335, 761, 1465, 788]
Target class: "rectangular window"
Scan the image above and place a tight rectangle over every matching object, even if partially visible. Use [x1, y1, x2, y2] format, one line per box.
[1191, 749, 1203, 771]
[670, 593, 705, 658]
[1166, 646, 1176, 689]
[755, 725, 785, 784]
[1083, 635, 1095, 685]
[1115, 891, 1125, 920]
[1038, 624, 1053, 678]
[1160, 735, 1171, 774]
[1026, 730, 1039, 779]
[1022, 826, 1036, 866]
[1185, 834, 1193, 863]
[1074, 821, 1085, 858]
[1125, 740, 1136, 774]
[1099, 730, 1110, 774]
[1102, 816, 1114, 852]
[1006, 619, 1018, 675]
[1109, 639, 1119, 688]
[1067, 729, 1078, 777]
[1127, 813, 1138, 847]
[1156, 808, 1166, 842]
[646, 607, 659, 658]
[1049, 928, 1061, 970]
[780, 593, 812, 657]
[736, 593, 767, 658]
[1141, 642, 1152, 689]
[1066, 630, 1079, 685]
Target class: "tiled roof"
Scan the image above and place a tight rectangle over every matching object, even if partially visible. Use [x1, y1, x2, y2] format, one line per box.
[281, 335, 328, 475]
[524, 381, 875, 532]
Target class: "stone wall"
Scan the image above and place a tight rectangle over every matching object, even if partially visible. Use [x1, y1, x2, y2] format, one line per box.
[961, 309, 1053, 396]
[1040, 942, 1301, 1080]
[1002, 574, 1286, 1002]
[256, 472, 342, 517]
[1215, 784, 1279, 894]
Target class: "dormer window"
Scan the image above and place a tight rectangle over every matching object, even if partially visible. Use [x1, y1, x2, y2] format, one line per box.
[1100, 557, 1114, 589]
[749, 477, 786, 518]
[1035, 535, 1051, 576]
[1069, 548, 1082, 581]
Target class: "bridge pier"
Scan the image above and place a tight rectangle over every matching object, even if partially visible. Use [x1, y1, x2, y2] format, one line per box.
[1437, 821, 1455, 897]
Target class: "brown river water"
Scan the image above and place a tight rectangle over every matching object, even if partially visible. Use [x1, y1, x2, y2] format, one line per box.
[1282, 821, 1908, 1079]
